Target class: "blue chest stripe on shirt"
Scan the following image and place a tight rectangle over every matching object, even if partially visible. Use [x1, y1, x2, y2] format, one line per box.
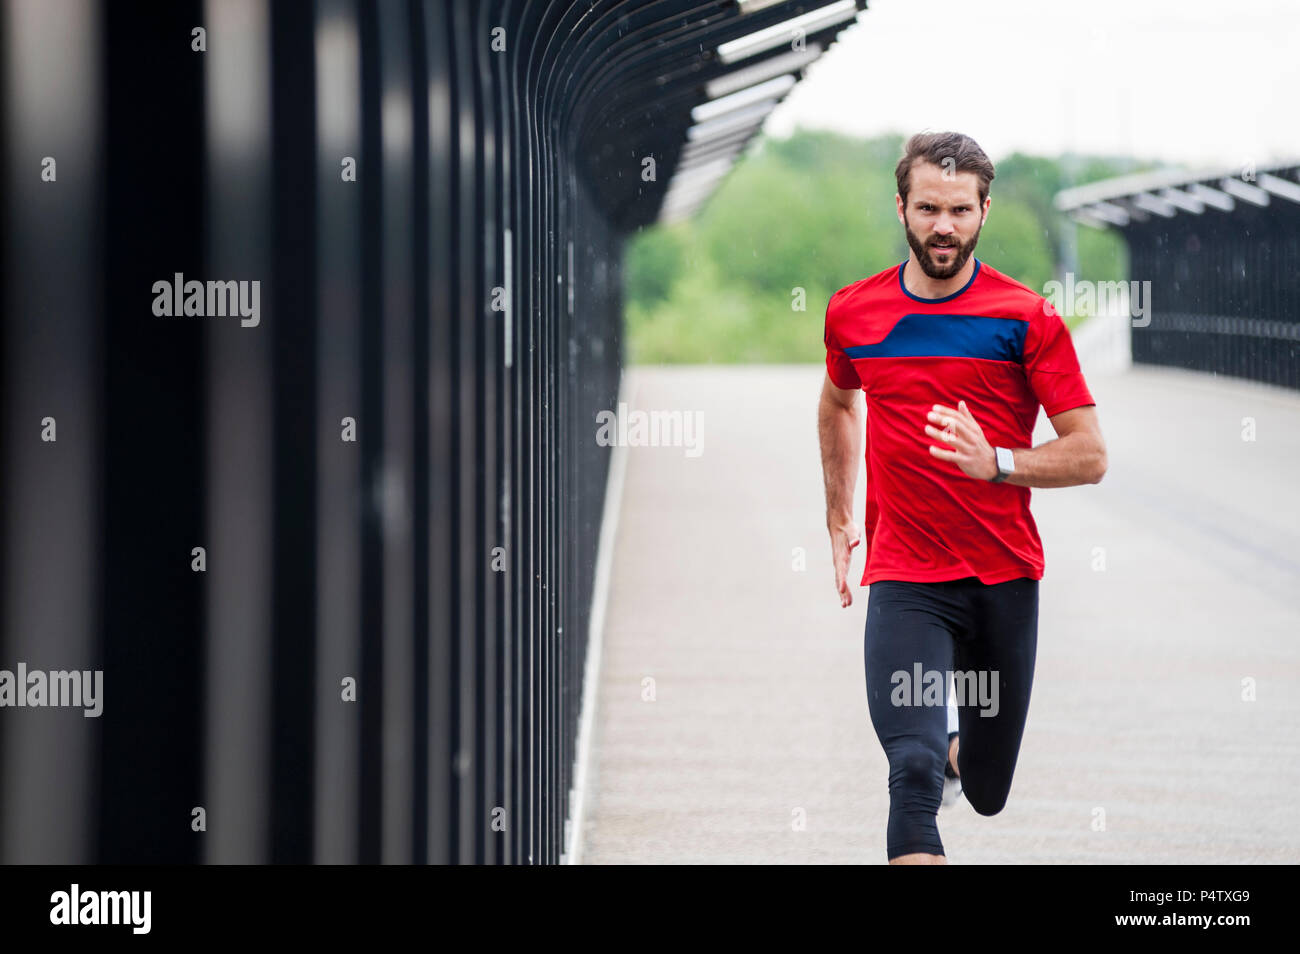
[844, 314, 1027, 362]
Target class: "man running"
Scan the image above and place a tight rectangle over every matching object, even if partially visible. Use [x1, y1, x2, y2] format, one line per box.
[817, 131, 1108, 865]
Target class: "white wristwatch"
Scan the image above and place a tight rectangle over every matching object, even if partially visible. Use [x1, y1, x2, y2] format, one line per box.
[991, 446, 1015, 483]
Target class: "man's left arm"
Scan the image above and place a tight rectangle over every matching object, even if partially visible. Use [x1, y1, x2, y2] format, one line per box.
[993, 404, 1107, 488]
[925, 401, 1107, 488]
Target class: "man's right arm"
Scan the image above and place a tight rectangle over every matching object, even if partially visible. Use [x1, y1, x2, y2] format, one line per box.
[818, 371, 864, 608]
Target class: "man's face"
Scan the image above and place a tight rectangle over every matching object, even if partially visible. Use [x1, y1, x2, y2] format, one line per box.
[897, 161, 989, 280]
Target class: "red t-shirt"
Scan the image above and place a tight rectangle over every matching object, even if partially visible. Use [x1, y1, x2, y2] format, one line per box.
[824, 258, 1095, 586]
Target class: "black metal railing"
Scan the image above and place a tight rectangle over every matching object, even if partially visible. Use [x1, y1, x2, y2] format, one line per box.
[1130, 207, 1300, 389]
[0, 0, 862, 864]
[1063, 172, 1300, 391]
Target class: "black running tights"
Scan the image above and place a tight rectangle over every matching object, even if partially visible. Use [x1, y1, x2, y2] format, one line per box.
[863, 576, 1039, 860]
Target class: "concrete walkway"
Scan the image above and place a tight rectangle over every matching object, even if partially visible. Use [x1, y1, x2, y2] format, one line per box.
[578, 363, 1300, 864]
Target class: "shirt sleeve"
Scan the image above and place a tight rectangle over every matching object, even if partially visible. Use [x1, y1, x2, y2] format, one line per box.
[824, 293, 862, 390]
[1023, 299, 1095, 416]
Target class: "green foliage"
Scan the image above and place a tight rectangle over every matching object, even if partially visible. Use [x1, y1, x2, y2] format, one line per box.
[623, 225, 686, 307]
[977, 197, 1056, 294]
[1077, 223, 1127, 290]
[624, 129, 1138, 363]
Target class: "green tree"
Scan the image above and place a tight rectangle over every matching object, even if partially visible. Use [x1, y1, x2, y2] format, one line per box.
[624, 224, 686, 307]
[978, 197, 1056, 294]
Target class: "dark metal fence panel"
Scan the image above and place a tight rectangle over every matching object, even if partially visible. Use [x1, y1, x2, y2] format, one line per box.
[1127, 196, 1300, 390]
[448, 0, 484, 864]
[203, 0, 274, 864]
[97, 0, 209, 864]
[375, 0, 416, 866]
[1, 0, 860, 864]
[0, 0, 102, 864]
[1060, 167, 1300, 391]
[267, 0, 323, 866]
[423, 0, 457, 865]
[313, 0, 365, 865]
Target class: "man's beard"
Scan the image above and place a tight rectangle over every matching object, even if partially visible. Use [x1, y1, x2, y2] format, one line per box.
[904, 214, 982, 280]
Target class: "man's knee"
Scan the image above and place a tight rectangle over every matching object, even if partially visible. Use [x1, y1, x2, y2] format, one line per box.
[962, 775, 1011, 816]
[892, 740, 944, 795]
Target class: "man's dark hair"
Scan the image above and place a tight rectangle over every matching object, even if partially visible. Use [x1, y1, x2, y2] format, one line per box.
[895, 131, 996, 209]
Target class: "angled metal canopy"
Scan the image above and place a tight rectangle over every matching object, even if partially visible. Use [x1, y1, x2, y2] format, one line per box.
[569, 0, 869, 231]
[1055, 159, 1300, 230]
[1053, 158, 1300, 390]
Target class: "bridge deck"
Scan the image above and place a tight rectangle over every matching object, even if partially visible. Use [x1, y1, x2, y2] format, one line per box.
[579, 364, 1300, 863]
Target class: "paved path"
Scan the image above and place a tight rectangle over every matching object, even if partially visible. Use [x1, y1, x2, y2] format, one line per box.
[579, 363, 1300, 863]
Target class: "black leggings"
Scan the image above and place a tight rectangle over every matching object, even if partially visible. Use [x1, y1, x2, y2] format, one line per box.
[864, 576, 1039, 859]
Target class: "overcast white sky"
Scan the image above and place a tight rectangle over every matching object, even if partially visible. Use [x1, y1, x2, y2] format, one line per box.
[765, 0, 1300, 168]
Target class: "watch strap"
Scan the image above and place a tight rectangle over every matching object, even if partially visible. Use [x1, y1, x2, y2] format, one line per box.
[991, 446, 1014, 482]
